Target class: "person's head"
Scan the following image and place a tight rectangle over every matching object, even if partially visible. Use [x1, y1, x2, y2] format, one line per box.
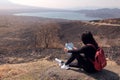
[81, 31, 98, 47]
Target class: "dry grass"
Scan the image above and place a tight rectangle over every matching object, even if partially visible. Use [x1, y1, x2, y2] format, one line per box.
[0, 58, 55, 80]
[0, 15, 120, 80]
[0, 58, 119, 80]
[0, 64, 27, 79]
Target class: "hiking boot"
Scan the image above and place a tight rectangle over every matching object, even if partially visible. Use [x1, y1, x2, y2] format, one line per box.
[55, 58, 64, 66]
[61, 64, 70, 70]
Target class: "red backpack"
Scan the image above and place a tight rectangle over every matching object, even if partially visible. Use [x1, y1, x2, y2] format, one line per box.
[88, 44, 107, 71]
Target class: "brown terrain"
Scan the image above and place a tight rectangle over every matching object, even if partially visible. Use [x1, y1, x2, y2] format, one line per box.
[0, 15, 120, 80]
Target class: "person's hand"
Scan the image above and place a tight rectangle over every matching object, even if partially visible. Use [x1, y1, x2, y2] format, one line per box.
[64, 47, 68, 52]
[73, 47, 77, 50]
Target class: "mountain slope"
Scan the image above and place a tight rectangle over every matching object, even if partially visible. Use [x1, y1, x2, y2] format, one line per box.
[77, 8, 120, 19]
[0, 15, 120, 80]
[0, 59, 120, 80]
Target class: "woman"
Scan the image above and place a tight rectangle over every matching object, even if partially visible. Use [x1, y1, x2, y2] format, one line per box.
[61, 31, 98, 73]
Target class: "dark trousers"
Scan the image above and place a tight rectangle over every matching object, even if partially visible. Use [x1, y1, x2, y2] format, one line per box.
[65, 53, 97, 73]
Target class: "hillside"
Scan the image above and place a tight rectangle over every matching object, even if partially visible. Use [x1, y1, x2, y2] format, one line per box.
[77, 8, 120, 19]
[0, 16, 120, 79]
[0, 59, 119, 80]
[91, 18, 120, 24]
[58, 20, 120, 65]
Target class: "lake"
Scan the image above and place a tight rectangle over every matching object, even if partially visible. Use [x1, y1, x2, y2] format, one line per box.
[15, 11, 102, 21]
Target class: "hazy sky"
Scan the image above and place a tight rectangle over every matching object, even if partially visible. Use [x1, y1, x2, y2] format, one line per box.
[1, 0, 120, 9]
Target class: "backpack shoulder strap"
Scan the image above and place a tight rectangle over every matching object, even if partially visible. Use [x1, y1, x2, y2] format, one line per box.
[87, 44, 96, 49]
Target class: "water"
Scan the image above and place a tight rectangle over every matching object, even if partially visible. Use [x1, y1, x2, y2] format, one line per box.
[14, 11, 102, 21]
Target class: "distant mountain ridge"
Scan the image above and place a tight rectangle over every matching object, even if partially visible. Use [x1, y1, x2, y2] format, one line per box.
[77, 8, 120, 19]
[1, 1, 120, 20]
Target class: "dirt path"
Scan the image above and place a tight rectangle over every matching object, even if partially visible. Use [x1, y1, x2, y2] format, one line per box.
[89, 22, 120, 26]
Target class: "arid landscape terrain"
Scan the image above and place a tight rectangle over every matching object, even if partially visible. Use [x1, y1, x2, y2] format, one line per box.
[0, 15, 120, 80]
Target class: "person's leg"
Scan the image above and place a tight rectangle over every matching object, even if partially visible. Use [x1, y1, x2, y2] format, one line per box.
[65, 53, 83, 68]
[61, 53, 76, 69]
[62, 53, 96, 72]
[65, 53, 76, 65]
[75, 56, 97, 73]
[68, 53, 97, 73]
[69, 53, 86, 68]
[69, 62, 81, 68]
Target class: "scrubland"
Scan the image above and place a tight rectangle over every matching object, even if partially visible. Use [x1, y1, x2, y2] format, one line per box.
[0, 15, 120, 80]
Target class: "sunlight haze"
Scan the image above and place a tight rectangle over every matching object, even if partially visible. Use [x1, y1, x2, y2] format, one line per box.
[8, 0, 120, 9]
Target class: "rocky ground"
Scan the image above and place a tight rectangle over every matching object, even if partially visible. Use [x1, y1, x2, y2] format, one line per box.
[0, 16, 120, 80]
[0, 58, 119, 80]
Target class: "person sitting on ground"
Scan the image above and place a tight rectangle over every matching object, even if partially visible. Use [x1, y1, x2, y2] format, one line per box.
[61, 31, 99, 73]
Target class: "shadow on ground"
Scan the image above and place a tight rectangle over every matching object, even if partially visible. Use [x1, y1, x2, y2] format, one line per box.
[41, 66, 120, 80]
[71, 68, 120, 80]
